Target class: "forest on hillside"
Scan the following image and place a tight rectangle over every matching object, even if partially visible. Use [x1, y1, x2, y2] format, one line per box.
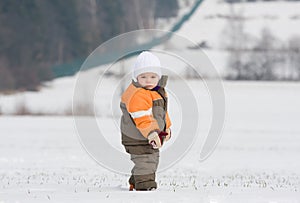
[0, 0, 179, 91]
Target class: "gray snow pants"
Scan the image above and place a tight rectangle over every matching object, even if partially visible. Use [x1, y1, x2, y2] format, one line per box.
[124, 144, 159, 190]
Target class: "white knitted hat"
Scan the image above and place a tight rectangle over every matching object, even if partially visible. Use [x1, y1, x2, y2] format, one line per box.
[132, 51, 162, 82]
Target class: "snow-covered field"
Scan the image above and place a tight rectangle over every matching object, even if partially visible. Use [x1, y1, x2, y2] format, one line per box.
[1, 80, 300, 202]
[1, 1, 300, 202]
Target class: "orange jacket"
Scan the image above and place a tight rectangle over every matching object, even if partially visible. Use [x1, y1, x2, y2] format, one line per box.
[120, 76, 171, 142]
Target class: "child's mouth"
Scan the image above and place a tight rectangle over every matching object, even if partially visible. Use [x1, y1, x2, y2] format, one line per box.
[145, 85, 154, 89]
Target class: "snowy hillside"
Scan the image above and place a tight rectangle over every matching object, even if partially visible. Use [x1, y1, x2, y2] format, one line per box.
[177, 0, 300, 47]
[175, 0, 300, 76]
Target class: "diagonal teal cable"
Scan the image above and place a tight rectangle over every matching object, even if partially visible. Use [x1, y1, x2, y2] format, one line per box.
[52, 0, 204, 78]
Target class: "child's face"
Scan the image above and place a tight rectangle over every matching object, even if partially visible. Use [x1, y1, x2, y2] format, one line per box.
[137, 72, 160, 89]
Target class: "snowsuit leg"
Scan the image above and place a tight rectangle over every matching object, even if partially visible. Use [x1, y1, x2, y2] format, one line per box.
[125, 145, 159, 190]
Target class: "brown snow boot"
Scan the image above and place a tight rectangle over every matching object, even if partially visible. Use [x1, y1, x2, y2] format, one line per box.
[129, 184, 135, 191]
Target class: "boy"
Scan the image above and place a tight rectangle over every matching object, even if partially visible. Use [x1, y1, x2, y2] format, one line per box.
[120, 51, 172, 191]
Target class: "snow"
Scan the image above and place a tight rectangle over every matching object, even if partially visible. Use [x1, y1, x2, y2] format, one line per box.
[177, 0, 300, 47]
[1, 0, 300, 201]
[173, 0, 300, 75]
[1, 81, 300, 202]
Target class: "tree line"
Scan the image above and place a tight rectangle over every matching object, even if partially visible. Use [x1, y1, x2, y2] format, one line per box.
[0, 0, 178, 91]
[223, 4, 300, 81]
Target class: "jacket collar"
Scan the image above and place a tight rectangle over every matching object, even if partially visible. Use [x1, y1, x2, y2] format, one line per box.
[158, 75, 168, 88]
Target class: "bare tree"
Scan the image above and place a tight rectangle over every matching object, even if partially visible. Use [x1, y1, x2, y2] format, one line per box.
[0, 57, 15, 91]
[247, 28, 283, 80]
[224, 10, 284, 81]
[223, 3, 251, 79]
[287, 36, 300, 80]
[132, 0, 156, 29]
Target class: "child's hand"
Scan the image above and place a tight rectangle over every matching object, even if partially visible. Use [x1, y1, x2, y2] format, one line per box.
[165, 128, 171, 141]
[148, 131, 168, 149]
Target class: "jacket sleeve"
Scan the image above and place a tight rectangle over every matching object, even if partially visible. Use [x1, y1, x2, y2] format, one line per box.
[127, 90, 160, 138]
[166, 111, 172, 129]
